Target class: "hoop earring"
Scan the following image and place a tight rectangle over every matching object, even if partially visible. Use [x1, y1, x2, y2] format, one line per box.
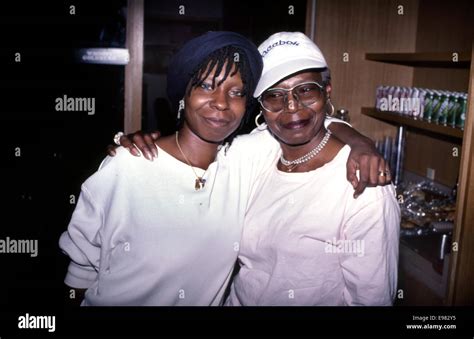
[255, 111, 266, 129]
[177, 98, 185, 120]
[327, 99, 335, 116]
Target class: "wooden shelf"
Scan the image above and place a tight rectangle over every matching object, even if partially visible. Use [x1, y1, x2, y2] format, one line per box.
[361, 107, 464, 139]
[366, 52, 471, 68]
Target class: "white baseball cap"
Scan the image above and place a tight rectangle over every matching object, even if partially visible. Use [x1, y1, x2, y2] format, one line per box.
[253, 32, 328, 97]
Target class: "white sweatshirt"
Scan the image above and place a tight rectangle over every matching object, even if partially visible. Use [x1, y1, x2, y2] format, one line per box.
[226, 145, 400, 306]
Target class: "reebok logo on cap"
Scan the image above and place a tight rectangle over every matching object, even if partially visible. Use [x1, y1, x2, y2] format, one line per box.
[261, 40, 300, 57]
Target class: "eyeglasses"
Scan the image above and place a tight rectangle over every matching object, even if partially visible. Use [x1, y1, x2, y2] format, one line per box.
[258, 81, 325, 113]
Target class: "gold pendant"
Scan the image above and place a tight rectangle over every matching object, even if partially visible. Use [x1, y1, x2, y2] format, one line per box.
[286, 164, 297, 172]
[195, 178, 206, 190]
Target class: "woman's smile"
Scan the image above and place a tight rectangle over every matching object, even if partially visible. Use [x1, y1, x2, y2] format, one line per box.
[202, 116, 231, 128]
[280, 118, 312, 130]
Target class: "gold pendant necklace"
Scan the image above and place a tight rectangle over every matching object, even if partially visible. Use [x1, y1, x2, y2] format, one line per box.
[285, 163, 298, 172]
[176, 132, 207, 190]
[194, 177, 206, 190]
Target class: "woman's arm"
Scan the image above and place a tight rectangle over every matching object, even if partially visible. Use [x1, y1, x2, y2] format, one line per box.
[327, 122, 391, 198]
[339, 188, 400, 305]
[108, 119, 390, 197]
[59, 185, 104, 298]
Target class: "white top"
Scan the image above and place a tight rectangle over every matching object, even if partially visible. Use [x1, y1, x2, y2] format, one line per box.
[58, 117, 346, 306]
[226, 145, 400, 306]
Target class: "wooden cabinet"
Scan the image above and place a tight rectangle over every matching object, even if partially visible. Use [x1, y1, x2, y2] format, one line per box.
[362, 47, 474, 305]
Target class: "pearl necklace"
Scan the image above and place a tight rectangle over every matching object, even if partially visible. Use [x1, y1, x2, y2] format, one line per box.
[280, 130, 332, 172]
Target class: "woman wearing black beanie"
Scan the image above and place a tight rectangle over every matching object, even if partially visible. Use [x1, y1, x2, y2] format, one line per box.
[59, 31, 265, 306]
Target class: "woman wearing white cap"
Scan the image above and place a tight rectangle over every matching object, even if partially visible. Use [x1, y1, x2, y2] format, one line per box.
[225, 32, 400, 306]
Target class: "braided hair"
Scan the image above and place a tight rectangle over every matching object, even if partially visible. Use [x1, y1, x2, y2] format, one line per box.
[177, 45, 257, 145]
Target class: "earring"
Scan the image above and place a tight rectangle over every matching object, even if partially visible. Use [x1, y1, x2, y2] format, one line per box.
[178, 98, 185, 120]
[326, 98, 335, 116]
[255, 111, 265, 128]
